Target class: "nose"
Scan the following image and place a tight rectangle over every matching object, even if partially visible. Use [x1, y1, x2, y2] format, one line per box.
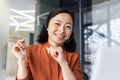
[59, 25, 65, 33]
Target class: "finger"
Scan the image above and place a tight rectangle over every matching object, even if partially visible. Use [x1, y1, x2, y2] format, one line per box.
[51, 48, 57, 57]
[13, 43, 20, 51]
[55, 52, 58, 57]
[17, 42, 25, 50]
[19, 38, 25, 43]
[46, 47, 50, 54]
[17, 39, 26, 49]
[51, 47, 59, 57]
[50, 47, 58, 58]
[49, 47, 54, 56]
[17, 39, 25, 45]
[50, 47, 54, 55]
[14, 43, 23, 51]
[14, 46, 20, 51]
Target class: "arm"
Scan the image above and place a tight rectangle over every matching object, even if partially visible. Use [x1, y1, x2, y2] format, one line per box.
[12, 39, 32, 80]
[46, 46, 83, 80]
[17, 59, 28, 79]
[71, 55, 83, 80]
[60, 54, 83, 80]
[60, 60, 76, 80]
[16, 59, 33, 80]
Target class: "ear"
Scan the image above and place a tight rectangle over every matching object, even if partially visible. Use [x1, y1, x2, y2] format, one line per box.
[46, 28, 48, 31]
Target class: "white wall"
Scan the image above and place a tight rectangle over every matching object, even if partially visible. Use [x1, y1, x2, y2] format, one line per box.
[0, 0, 10, 80]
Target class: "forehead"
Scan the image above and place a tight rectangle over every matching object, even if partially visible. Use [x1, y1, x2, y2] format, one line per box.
[50, 13, 73, 23]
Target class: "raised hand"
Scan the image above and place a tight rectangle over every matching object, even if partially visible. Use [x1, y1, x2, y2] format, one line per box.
[12, 39, 27, 61]
[46, 46, 66, 65]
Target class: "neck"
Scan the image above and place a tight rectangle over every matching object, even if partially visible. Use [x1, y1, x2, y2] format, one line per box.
[48, 40, 63, 47]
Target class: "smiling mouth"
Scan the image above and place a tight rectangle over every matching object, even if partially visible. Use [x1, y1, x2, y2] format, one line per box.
[55, 34, 65, 40]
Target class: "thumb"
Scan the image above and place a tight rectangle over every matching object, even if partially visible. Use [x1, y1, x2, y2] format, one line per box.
[46, 47, 50, 54]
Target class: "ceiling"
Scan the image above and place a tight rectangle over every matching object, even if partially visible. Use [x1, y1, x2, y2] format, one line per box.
[9, 0, 36, 33]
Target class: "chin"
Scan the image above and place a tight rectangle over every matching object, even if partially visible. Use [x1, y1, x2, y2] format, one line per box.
[55, 41, 64, 45]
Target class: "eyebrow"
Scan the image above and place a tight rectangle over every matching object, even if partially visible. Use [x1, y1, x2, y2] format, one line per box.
[55, 20, 72, 25]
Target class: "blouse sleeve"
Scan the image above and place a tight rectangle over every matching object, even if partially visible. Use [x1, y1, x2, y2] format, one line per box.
[16, 46, 33, 80]
[72, 54, 83, 80]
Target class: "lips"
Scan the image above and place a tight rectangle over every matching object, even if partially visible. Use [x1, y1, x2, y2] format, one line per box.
[55, 33, 65, 40]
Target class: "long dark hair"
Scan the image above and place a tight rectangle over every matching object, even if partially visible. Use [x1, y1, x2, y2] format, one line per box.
[37, 7, 76, 52]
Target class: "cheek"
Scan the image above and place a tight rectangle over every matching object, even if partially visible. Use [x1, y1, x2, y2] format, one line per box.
[47, 26, 57, 34]
[66, 31, 72, 38]
[47, 28, 54, 37]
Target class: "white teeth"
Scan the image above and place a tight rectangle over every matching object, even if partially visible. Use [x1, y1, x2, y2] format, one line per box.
[56, 34, 64, 40]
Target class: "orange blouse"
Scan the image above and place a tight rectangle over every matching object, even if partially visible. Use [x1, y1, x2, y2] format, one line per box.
[16, 42, 83, 80]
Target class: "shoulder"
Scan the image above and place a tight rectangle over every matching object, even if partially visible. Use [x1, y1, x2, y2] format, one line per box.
[26, 42, 49, 54]
[26, 42, 49, 50]
[26, 44, 42, 50]
[66, 51, 81, 68]
[66, 51, 80, 63]
[67, 51, 80, 59]
[26, 43, 44, 55]
[26, 43, 44, 57]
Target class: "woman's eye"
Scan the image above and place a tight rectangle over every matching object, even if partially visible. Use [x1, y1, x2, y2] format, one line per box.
[66, 25, 72, 29]
[55, 23, 60, 26]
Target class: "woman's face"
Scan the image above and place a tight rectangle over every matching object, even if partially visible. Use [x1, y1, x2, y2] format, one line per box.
[47, 13, 73, 46]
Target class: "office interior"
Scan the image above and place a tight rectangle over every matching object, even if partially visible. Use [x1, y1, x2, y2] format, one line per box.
[0, 0, 120, 80]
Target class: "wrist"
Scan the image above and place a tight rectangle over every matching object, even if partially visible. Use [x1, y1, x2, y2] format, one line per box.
[18, 59, 27, 65]
[60, 60, 68, 67]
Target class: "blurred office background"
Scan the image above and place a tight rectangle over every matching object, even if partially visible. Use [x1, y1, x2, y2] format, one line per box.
[0, 0, 120, 80]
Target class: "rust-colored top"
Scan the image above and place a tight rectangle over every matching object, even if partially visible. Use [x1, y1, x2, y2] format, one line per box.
[16, 42, 83, 80]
